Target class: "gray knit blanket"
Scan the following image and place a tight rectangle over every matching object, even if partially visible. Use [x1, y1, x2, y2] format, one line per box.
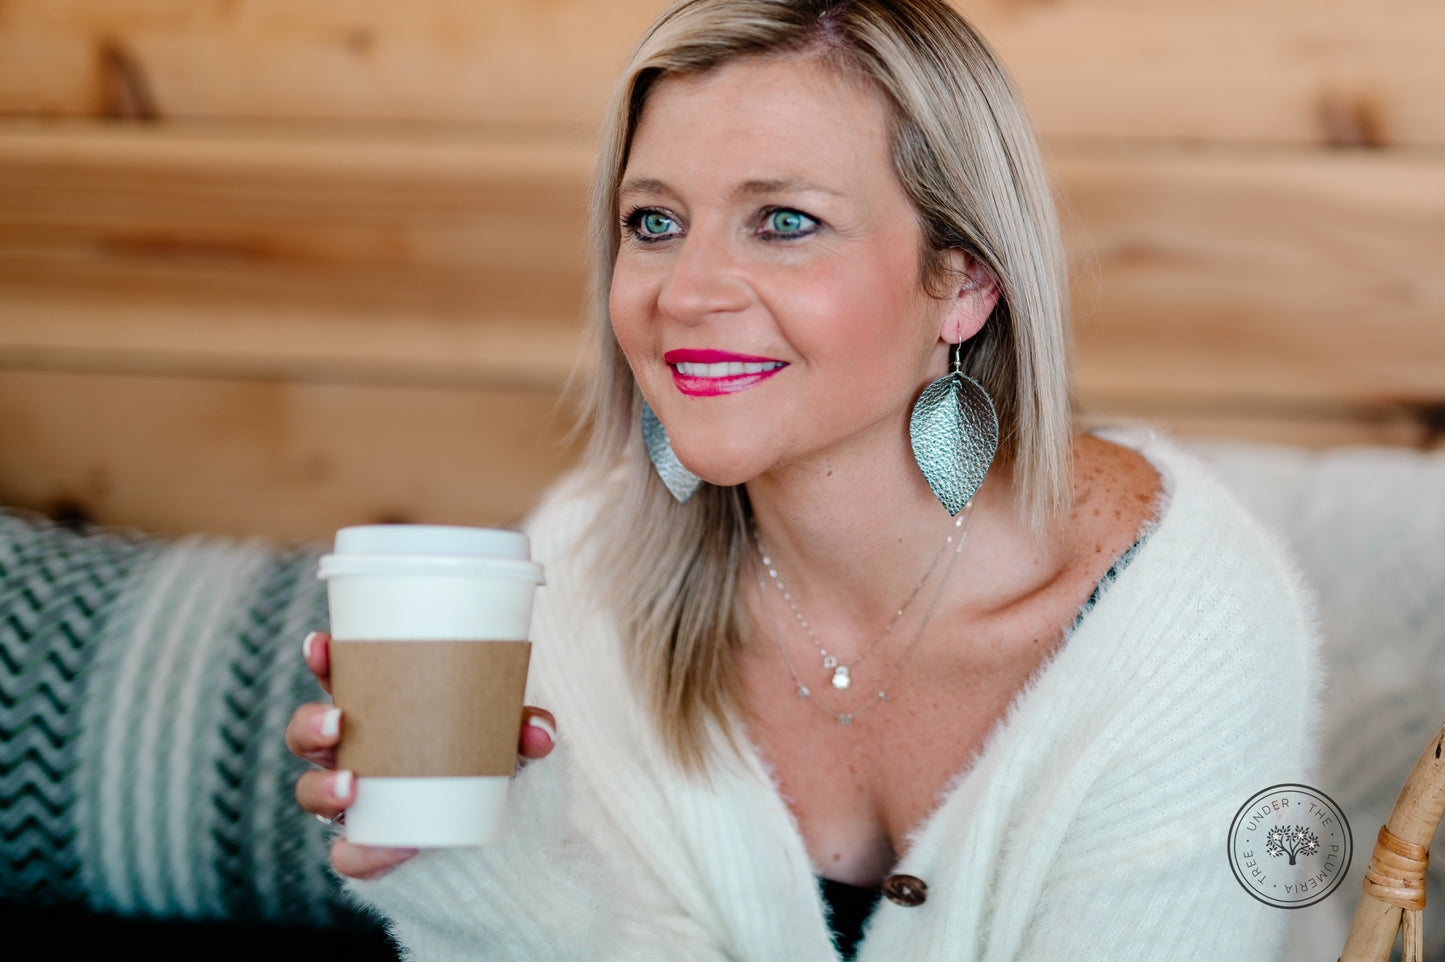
[0, 508, 355, 927]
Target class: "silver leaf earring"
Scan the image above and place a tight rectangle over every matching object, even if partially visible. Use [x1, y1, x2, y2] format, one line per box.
[909, 343, 998, 515]
[641, 399, 702, 503]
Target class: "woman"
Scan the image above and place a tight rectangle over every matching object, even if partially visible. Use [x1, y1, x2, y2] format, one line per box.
[287, 1, 1319, 958]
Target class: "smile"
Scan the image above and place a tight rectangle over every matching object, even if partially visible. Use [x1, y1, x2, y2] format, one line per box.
[664, 349, 788, 397]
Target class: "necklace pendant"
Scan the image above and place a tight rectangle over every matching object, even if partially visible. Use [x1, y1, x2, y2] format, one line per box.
[838, 714, 852, 726]
[822, 654, 838, 670]
[796, 685, 810, 698]
[831, 665, 851, 690]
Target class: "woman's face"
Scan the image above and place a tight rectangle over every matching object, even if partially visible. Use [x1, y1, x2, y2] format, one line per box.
[611, 55, 985, 487]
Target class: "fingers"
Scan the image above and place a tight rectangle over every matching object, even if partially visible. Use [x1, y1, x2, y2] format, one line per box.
[518, 707, 557, 761]
[295, 767, 355, 821]
[299, 764, 416, 881]
[303, 631, 332, 695]
[302, 769, 415, 880]
[330, 840, 420, 881]
[285, 702, 341, 766]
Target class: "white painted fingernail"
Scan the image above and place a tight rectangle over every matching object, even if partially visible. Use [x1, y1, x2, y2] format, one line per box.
[319, 706, 341, 739]
[526, 716, 556, 743]
[331, 769, 354, 801]
[303, 631, 321, 661]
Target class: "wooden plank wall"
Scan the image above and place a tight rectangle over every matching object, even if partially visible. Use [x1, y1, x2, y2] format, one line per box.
[1, 0, 1441, 540]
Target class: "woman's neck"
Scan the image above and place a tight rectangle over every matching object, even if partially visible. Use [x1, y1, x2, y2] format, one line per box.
[744, 427, 1017, 636]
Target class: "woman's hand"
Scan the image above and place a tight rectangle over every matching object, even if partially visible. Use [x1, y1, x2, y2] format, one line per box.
[285, 631, 558, 880]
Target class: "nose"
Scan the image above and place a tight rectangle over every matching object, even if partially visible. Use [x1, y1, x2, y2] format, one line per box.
[655, 222, 750, 322]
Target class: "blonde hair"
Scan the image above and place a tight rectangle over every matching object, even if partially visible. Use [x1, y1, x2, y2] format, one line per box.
[575, 0, 1072, 776]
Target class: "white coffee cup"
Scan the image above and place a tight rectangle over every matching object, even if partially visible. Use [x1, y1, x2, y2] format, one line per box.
[318, 524, 545, 847]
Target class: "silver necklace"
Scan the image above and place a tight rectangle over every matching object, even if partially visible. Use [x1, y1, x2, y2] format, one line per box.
[755, 499, 977, 726]
[757, 510, 965, 692]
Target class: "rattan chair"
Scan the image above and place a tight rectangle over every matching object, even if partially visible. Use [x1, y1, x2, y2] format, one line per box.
[1339, 719, 1445, 962]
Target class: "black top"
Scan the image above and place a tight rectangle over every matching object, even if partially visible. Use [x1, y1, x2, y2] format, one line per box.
[815, 533, 1148, 958]
[818, 876, 883, 960]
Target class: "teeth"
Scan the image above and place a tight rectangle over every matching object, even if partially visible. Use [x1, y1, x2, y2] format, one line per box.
[674, 361, 784, 377]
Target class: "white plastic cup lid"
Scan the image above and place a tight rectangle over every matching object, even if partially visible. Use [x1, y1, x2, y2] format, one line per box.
[318, 525, 544, 584]
[334, 525, 529, 559]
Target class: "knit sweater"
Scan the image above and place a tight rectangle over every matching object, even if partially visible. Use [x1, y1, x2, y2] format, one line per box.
[343, 432, 1323, 961]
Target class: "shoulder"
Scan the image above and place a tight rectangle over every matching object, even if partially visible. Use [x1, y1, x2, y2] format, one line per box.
[514, 468, 637, 707]
[1060, 432, 1165, 571]
[1122, 428, 1313, 601]
[1071, 431, 1162, 508]
[1081, 428, 1324, 705]
[520, 467, 618, 572]
[1053, 434, 1326, 825]
[515, 466, 625, 651]
[1079, 427, 1304, 595]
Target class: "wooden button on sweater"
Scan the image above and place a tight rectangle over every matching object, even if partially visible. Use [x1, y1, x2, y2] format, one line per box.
[882, 874, 927, 907]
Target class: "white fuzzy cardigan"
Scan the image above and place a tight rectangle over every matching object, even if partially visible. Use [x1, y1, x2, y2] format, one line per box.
[343, 433, 1323, 961]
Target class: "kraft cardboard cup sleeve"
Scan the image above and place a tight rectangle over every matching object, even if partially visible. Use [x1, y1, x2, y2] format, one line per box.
[317, 525, 545, 847]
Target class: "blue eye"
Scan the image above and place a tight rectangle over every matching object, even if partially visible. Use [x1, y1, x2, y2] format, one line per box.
[626, 208, 679, 242]
[762, 209, 818, 237]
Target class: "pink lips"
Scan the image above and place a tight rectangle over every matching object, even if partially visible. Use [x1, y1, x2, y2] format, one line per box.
[663, 349, 788, 397]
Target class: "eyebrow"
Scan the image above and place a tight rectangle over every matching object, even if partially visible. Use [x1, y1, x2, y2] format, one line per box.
[617, 176, 844, 199]
[735, 178, 844, 199]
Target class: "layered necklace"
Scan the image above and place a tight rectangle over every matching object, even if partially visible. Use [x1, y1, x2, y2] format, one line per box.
[753, 498, 977, 725]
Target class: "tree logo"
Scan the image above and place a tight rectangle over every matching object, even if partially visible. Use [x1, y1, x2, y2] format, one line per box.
[1265, 824, 1320, 865]
[1228, 784, 1351, 909]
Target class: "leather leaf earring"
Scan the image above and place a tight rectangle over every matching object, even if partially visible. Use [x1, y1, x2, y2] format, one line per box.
[909, 343, 998, 515]
[641, 400, 702, 503]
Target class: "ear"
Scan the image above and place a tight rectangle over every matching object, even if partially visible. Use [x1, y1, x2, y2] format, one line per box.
[937, 251, 1001, 345]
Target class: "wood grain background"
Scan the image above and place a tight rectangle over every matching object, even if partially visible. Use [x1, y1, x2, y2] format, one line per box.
[1, 0, 1441, 540]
